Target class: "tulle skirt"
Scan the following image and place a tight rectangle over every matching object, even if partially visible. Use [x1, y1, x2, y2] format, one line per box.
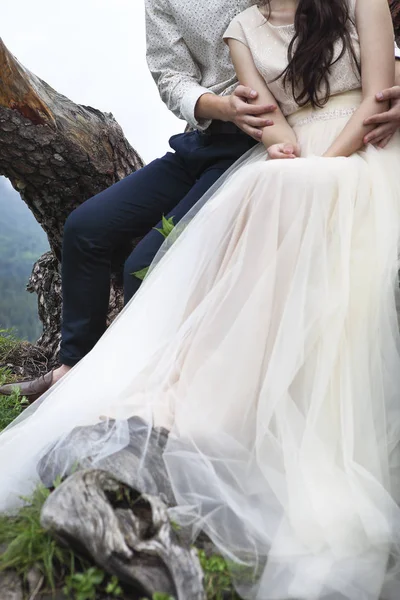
[2, 90, 400, 599]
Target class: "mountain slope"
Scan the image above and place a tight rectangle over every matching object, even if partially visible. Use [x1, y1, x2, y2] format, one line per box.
[0, 177, 49, 341]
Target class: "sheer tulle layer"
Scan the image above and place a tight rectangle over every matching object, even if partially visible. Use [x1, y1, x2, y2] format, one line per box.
[2, 91, 400, 599]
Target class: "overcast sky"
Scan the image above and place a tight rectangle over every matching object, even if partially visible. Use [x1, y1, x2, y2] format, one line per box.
[2, 0, 184, 164]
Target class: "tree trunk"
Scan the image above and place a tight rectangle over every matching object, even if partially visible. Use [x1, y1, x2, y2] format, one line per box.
[0, 38, 144, 370]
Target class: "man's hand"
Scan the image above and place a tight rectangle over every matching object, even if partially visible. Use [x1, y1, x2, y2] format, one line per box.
[363, 86, 400, 148]
[267, 142, 300, 160]
[224, 85, 277, 140]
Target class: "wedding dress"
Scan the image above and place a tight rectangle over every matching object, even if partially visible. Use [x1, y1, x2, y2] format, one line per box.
[1, 3, 400, 599]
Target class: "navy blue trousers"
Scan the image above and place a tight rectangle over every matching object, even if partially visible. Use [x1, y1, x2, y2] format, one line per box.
[60, 130, 257, 366]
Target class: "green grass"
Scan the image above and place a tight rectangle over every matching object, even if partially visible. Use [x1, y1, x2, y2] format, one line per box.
[0, 482, 126, 597]
[0, 331, 29, 433]
[0, 329, 30, 432]
[141, 550, 242, 600]
[0, 482, 78, 591]
[63, 568, 123, 599]
[0, 328, 20, 363]
[198, 550, 241, 600]
[0, 368, 28, 432]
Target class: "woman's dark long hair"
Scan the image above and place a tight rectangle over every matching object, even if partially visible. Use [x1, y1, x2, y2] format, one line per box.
[259, 0, 360, 107]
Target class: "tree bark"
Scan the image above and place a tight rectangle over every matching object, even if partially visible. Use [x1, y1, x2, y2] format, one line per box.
[0, 38, 144, 369]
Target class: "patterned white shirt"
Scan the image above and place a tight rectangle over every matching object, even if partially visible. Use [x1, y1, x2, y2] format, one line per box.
[145, 0, 254, 130]
[145, 0, 399, 131]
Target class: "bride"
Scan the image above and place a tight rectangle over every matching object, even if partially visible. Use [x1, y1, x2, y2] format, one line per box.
[1, 0, 400, 598]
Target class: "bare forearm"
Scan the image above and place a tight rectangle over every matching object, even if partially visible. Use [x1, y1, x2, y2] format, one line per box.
[324, 96, 390, 157]
[195, 93, 231, 122]
[324, 0, 394, 157]
[261, 113, 297, 149]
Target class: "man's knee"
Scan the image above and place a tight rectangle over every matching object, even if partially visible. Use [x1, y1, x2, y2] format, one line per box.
[123, 251, 147, 286]
[63, 201, 105, 250]
[64, 205, 87, 241]
[124, 229, 164, 279]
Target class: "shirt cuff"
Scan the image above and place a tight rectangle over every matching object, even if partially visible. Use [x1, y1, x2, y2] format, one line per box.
[181, 86, 216, 131]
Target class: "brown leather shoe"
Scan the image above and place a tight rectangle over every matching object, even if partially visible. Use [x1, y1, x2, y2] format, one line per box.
[0, 371, 54, 403]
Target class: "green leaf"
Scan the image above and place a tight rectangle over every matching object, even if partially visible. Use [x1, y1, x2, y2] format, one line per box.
[106, 575, 123, 596]
[131, 216, 175, 283]
[154, 215, 175, 239]
[132, 266, 150, 281]
[61, 567, 105, 599]
[90, 569, 104, 584]
[170, 519, 181, 533]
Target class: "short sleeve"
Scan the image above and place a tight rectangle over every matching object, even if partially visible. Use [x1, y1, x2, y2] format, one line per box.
[223, 16, 249, 47]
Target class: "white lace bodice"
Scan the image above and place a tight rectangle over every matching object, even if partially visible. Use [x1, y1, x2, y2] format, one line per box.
[223, 4, 361, 116]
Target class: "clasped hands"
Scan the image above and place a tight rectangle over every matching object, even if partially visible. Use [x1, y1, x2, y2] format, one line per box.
[228, 84, 400, 158]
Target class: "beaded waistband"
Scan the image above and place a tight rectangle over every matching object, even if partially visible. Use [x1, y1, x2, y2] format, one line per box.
[287, 89, 362, 128]
[293, 107, 357, 127]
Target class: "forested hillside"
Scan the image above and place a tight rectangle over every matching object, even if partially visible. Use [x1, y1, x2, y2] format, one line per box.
[0, 177, 48, 341]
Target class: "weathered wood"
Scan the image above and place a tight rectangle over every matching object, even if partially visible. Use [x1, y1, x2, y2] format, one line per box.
[0, 570, 23, 600]
[0, 38, 144, 367]
[40, 470, 205, 600]
[38, 417, 175, 506]
[0, 38, 144, 256]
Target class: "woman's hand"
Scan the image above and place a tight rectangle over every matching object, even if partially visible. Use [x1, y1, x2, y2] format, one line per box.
[363, 86, 400, 148]
[267, 142, 300, 159]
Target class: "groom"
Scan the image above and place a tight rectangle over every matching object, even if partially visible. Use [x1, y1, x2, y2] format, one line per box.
[2, 0, 400, 401]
